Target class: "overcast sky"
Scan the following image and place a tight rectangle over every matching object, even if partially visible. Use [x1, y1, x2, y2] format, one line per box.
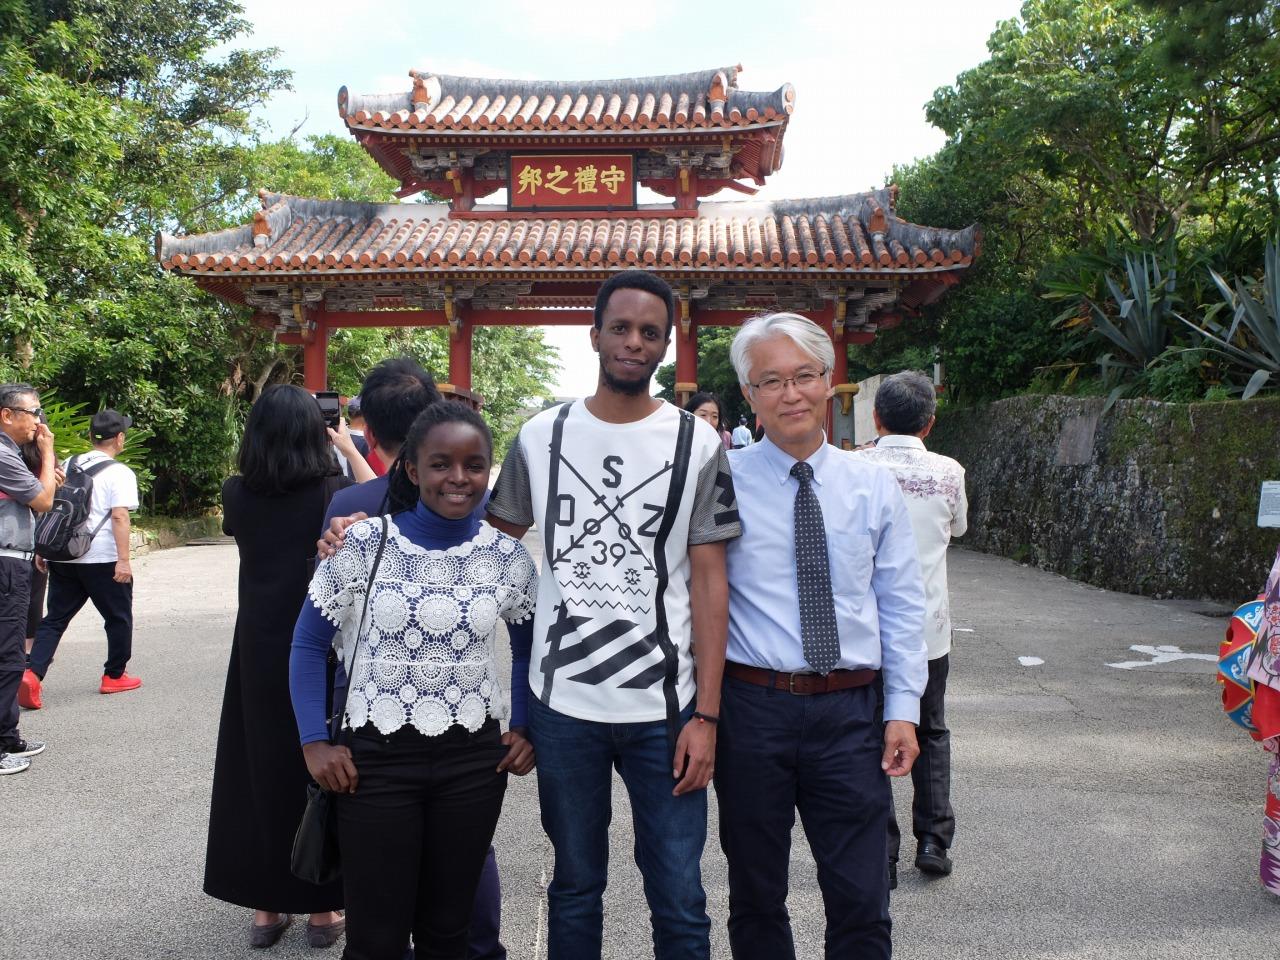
[235, 0, 1025, 396]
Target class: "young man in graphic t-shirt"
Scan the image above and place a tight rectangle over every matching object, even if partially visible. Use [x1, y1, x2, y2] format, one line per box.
[487, 270, 740, 960]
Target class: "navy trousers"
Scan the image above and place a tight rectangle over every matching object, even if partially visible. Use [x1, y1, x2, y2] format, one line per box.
[715, 675, 892, 960]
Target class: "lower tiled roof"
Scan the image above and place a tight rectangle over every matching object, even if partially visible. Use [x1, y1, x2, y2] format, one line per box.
[157, 190, 978, 276]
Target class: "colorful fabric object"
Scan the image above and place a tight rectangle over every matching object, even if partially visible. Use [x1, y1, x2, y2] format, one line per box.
[1220, 599, 1264, 736]
[1264, 747, 1280, 896]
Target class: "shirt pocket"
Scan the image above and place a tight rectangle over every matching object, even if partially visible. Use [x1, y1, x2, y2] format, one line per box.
[828, 533, 874, 606]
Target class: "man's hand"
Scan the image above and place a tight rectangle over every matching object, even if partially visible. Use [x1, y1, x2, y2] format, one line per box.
[53, 465, 66, 486]
[302, 741, 359, 793]
[672, 717, 716, 796]
[35, 555, 47, 573]
[35, 422, 54, 457]
[113, 559, 132, 584]
[882, 720, 919, 777]
[497, 728, 535, 775]
[316, 512, 368, 559]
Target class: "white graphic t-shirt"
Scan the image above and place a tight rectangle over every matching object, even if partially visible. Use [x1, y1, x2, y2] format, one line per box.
[488, 400, 741, 723]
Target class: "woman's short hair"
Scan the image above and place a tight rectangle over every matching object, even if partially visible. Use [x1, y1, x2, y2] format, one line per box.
[237, 384, 339, 495]
[684, 391, 724, 422]
[729, 313, 836, 386]
[386, 401, 494, 513]
[874, 371, 937, 435]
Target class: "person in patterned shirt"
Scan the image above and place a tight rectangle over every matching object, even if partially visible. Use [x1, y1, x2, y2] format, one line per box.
[855, 370, 967, 885]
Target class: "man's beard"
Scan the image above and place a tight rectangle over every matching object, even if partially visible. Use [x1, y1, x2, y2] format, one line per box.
[599, 357, 658, 396]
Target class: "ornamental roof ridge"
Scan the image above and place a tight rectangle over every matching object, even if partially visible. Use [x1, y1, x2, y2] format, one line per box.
[156, 190, 980, 274]
[338, 64, 795, 134]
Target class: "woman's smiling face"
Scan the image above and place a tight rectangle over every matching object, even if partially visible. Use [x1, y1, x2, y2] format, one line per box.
[405, 421, 492, 519]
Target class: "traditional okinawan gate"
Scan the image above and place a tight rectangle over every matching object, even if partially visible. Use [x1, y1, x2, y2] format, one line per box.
[158, 65, 978, 432]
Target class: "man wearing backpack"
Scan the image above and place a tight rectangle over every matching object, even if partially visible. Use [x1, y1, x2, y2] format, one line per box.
[0, 384, 58, 775]
[21, 410, 141, 709]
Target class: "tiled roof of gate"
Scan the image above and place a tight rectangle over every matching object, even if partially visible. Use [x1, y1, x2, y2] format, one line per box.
[339, 66, 794, 134]
[157, 190, 979, 274]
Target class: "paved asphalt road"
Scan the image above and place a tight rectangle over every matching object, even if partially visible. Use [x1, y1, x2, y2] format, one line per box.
[3, 540, 1275, 959]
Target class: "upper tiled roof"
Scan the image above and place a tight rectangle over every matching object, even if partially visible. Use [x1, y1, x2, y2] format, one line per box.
[339, 66, 794, 135]
[157, 190, 978, 277]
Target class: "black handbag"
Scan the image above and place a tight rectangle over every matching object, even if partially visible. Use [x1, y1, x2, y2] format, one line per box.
[291, 516, 388, 885]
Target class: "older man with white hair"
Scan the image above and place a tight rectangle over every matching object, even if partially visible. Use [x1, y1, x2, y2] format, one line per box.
[714, 313, 927, 960]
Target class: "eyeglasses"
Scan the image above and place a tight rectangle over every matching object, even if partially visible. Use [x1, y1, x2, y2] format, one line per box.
[3, 405, 42, 419]
[747, 368, 828, 397]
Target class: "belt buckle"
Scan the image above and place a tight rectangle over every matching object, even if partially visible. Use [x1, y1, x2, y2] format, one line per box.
[788, 672, 798, 695]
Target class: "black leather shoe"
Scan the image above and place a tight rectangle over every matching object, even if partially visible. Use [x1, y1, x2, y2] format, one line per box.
[888, 861, 898, 890]
[915, 841, 953, 876]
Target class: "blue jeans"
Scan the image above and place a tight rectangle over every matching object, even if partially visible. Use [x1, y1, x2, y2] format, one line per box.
[529, 697, 710, 960]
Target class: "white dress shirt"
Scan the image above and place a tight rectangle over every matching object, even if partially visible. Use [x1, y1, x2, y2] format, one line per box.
[854, 435, 967, 659]
[725, 436, 928, 723]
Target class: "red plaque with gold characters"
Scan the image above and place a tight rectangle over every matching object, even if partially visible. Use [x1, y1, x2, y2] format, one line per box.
[508, 154, 636, 211]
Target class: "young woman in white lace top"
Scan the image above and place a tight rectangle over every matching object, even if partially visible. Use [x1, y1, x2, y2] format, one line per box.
[290, 402, 537, 959]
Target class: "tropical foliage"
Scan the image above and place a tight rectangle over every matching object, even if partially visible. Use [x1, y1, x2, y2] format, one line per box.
[0, 1, 560, 512]
[848, 0, 1280, 407]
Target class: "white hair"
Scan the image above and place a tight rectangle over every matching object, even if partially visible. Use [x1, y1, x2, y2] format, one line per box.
[729, 312, 837, 386]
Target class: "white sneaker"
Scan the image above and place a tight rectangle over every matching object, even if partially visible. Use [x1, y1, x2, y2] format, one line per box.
[0, 753, 31, 775]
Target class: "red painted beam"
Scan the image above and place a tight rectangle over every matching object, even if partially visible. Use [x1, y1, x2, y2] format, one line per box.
[302, 316, 329, 391]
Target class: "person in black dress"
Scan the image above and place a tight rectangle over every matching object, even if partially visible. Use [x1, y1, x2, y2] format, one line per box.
[204, 384, 371, 949]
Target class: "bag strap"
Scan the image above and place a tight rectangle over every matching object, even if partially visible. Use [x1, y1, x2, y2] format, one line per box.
[328, 516, 389, 743]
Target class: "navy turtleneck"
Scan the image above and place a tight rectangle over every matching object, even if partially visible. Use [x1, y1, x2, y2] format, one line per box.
[289, 497, 533, 745]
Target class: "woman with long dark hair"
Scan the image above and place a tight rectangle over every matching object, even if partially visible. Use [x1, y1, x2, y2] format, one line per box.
[205, 383, 370, 949]
[290, 402, 537, 959]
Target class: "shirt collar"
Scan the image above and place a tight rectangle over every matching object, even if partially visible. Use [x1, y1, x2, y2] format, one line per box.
[874, 434, 926, 451]
[758, 434, 833, 486]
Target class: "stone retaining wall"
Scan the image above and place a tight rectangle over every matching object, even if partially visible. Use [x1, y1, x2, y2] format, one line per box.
[928, 395, 1280, 601]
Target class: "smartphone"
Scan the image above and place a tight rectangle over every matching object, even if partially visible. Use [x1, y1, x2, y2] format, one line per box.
[314, 391, 341, 430]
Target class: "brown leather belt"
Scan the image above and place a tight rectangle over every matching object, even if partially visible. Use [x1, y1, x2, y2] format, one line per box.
[725, 661, 878, 695]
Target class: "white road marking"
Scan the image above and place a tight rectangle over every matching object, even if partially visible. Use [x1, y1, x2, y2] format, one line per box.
[1106, 644, 1218, 670]
[1018, 656, 1044, 666]
[955, 628, 975, 633]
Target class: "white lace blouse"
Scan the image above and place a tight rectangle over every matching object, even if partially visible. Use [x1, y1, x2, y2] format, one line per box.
[308, 517, 537, 738]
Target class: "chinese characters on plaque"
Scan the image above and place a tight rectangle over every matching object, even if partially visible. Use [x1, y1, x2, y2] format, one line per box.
[509, 154, 636, 210]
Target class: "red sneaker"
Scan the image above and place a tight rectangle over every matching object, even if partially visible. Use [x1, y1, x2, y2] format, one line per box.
[99, 672, 142, 695]
[18, 669, 42, 710]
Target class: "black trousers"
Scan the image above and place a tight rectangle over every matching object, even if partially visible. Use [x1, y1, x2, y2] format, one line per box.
[886, 654, 953, 861]
[715, 676, 891, 960]
[29, 561, 133, 680]
[0, 556, 31, 748]
[338, 721, 508, 960]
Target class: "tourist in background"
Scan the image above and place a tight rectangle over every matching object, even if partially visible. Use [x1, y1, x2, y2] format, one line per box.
[291, 402, 537, 959]
[686, 391, 733, 450]
[204, 384, 364, 949]
[1242, 545, 1280, 896]
[0, 383, 56, 776]
[854, 370, 968, 886]
[731, 414, 753, 449]
[22, 409, 142, 708]
[18, 439, 62, 655]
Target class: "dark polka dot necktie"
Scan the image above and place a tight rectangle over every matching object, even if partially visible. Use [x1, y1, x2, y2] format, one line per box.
[791, 461, 840, 675]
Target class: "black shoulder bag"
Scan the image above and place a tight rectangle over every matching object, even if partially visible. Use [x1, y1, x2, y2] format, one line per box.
[291, 515, 389, 885]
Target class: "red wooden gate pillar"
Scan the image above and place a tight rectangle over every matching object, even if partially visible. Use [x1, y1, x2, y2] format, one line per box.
[674, 297, 697, 407]
[445, 304, 473, 392]
[302, 311, 329, 391]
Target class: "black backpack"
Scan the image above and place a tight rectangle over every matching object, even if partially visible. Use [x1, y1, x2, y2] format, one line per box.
[34, 455, 120, 561]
